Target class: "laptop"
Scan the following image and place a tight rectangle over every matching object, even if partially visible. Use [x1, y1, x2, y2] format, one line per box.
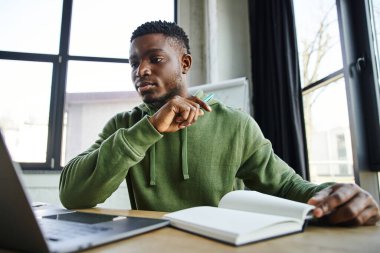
[0, 131, 169, 253]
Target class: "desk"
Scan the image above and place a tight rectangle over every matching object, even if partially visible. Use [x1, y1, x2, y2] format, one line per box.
[82, 208, 380, 253]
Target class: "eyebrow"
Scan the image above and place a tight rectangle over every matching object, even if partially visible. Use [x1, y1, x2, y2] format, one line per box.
[129, 48, 166, 60]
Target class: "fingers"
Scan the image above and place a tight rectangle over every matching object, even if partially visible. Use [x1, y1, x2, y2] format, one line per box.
[308, 186, 334, 217]
[192, 103, 202, 122]
[177, 103, 198, 128]
[363, 208, 380, 225]
[190, 96, 212, 112]
[308, 183, 360, 218]
[152, 95, 212, 133]
[327, 191, 378, 225]
[174, 97, 208, 128]
[308, 183, 380, 226]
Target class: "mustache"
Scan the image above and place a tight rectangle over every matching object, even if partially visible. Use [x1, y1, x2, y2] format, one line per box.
[135, 78, 156, 86]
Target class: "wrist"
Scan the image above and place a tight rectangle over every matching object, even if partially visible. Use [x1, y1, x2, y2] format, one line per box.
[148, 116, 159, 132]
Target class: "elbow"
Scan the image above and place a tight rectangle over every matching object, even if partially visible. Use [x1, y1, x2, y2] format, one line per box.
[59, 187, 97, 210]
[59, 169, 97, 209]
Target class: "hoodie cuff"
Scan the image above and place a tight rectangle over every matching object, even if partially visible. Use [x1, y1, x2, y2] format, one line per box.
[121, 116, 163, 156]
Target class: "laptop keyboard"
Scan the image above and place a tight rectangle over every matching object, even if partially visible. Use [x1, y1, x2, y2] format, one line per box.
[39, 218, 111, 242]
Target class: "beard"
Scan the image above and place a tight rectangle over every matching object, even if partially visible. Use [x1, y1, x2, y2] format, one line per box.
[143, 74, 185, 109]
[144, 86, 182, 109]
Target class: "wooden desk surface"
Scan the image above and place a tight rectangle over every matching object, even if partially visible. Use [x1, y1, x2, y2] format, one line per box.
[81, 208, 380, 253]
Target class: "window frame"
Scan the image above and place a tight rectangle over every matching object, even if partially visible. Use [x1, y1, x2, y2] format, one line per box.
[0, 0, 177, 171]
[0, 52, 60, 170]
[336, 0, 380, 173]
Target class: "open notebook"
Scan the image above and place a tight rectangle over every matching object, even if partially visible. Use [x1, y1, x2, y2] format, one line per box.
[164, 190, 315, 245]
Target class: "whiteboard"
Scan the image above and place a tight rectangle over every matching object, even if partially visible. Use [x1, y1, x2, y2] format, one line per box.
[188, 77, 251, 113]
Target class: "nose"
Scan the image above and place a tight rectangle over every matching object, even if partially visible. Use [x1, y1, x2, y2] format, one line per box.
[135, 60, 151, 77]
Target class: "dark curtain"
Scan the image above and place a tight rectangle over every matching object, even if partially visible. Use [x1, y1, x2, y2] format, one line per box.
[248, 0, 309, 179]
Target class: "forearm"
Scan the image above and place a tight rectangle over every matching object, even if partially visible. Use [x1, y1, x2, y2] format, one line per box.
[59, 116, 162, 209]
[59, 129, 131, 208]
[238, 143, 332, 203]
[236, 116, 332, 203]
[276, 170, 333, 203]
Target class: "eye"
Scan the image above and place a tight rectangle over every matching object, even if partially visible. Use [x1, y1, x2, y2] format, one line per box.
[151, 56, 164, 64]
[130, 61, 139, 69]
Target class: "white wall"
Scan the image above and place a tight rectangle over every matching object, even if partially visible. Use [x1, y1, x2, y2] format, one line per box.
[216, 0, 251, 83]
[178, 0, 252, 86]
[23, 173, 131, 209]
[178, 0, 207, 86]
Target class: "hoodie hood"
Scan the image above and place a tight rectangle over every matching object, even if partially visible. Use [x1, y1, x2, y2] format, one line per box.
[138, 90, 217, 186]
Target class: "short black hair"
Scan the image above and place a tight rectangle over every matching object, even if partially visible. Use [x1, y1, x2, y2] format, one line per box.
[130, 20, 191, 54]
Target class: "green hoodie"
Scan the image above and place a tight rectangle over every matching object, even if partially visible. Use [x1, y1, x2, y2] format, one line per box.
[59, 91, 330, 211]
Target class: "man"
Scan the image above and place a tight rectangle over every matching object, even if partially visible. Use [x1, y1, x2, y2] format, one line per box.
[60, 21, 380, 226]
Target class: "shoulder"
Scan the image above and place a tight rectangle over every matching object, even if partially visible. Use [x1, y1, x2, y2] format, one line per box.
[211, 100, 253, 124]
[209, 100, 264, 139]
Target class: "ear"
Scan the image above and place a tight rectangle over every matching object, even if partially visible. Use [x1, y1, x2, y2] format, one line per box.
[181, 54, 192, 74]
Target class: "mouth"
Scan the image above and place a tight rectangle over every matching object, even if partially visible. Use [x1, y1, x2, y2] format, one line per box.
[136, 81, 157, 93]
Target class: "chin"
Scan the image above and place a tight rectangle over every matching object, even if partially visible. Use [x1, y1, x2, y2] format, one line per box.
[141, 93, 158, 102]
[143, 94, 175, 108]
[141, 95, 161, 106]
[141, 88, 183, 106]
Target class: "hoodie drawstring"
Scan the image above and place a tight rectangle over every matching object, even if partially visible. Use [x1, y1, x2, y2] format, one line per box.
[149, 144, 156, 186]
[181, 127, 189, 180]
[144, 104, 191, 186]
[148, 128, 189, 186]
[145, 107, 157, 186]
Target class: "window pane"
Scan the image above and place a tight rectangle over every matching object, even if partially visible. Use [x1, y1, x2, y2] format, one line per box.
[66, 60, 134, 92]
[303, 78, 355, 184]
[0, 60, 52, 162]
[293, 0, 343, 86]
[0, 0, 62, 54]
[69, 0, 175, 58]
[62, 60, 141, 165]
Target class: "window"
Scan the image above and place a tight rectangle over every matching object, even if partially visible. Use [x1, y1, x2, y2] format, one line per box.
[0, 0, 176, 170]
[293, 0, 355, 184]
[294, 0, 380, 192]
